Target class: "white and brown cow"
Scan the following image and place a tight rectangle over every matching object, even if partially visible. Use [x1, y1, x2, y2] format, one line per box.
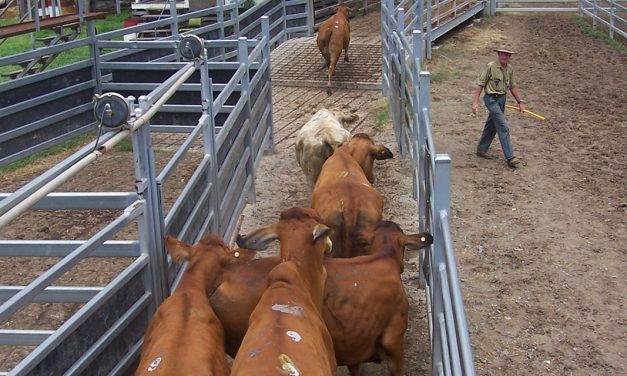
[295, 108, 358, 190]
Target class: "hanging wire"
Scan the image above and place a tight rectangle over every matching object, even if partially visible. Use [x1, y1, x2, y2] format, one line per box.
[91, 103, 111, 153]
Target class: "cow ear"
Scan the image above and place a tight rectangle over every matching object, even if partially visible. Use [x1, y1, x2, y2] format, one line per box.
[225, 248, 257, 264]
[372, 145, 394, 160]
[164, 235, 193, 263]
[404, 232, 434, 250]
[312, 224, 332, 243]
[236, 227, 279, 250]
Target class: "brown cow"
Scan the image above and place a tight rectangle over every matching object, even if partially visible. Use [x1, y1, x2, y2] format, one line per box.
[230, 207, 336, 375]
[311, 133, 393, 258]
[135, 234, 252, 376]
[212, 220, 433, 375]
[317, 4, 351, 95]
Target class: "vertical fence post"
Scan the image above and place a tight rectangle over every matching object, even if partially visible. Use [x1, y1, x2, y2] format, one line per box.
[261, 16, 276, 154]
[436, 0, 441, 26]
[381, 0, 389, 96]
[410, 29, 422, 201]
[168, 0, 179, 40]
[88, 21, 102, 96]
[307, 0, 315, 36]
[396, 7, 407, 157]
[426, 0, 432, 59]
[609, 0, 615, 39]
[76, 0, 83, 22]
[417, 0, 425, 33]
[578, 0, 583, 15]
[592, 0, 598, 29]
[417, 71, 430, 289]
[238, 37, 256, 203]
[132, 96, 169, 312]
[412, 29, 423, 75]
[431, 153, 452, 375]
[234, 0, 241, 36]
[218, 0, 226, 59]
[199, 46, 221, 235]
[282, 0, 288, 42]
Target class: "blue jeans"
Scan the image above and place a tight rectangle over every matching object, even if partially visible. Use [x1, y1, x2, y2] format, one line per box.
[478, 94, 515, 160]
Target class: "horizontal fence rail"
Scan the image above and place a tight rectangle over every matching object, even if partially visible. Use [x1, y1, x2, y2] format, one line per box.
[382, 1, 476, 375]
[579, 0, 627, 39]
[0, 0, 308, 373]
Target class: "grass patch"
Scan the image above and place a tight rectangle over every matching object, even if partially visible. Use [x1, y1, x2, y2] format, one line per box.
[372, 97, 391, 133]
[0, 132, 96, 175]
[573, 16, 627, 51]
[0, 11, 131, 82]
[430, 64, 462, 83]
[112, 138, 133, 152]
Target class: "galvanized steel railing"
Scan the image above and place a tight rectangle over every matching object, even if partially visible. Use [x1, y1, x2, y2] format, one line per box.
[491, 0, 627, 41]
[578, 0, 627, 39]
[0, 0, 312, 167]
[381, 0, 476, 374]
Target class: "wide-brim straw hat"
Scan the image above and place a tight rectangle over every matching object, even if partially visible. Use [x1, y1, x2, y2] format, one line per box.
[494, 48, 515, 54]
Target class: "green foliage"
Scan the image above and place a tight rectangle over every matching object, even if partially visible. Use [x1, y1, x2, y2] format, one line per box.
[241, 0, 256, 10]
[112, 138, 133, 152]
[573, 16, 627, 51]
[376, 110, 390, 127]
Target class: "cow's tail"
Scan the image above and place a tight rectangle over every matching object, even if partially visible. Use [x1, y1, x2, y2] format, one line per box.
[326, 211, 346, 257]
[317, 29, 332, 67]
[350, 212, 375, 255]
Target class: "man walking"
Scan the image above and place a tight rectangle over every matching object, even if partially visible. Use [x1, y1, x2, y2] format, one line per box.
[471, 47, 525, 168]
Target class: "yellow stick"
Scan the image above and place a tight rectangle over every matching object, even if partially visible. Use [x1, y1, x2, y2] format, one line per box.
[505, 104, 546, 120]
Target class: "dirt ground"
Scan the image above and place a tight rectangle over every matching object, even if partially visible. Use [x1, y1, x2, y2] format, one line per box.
[1, 7, 625, 376]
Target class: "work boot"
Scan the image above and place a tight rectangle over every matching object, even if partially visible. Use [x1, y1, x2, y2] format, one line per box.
[476, 147, 489, 159]
[507, 157, 521, 168]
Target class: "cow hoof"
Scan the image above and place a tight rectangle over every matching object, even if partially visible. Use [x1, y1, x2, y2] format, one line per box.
[326, 88, 332, 96]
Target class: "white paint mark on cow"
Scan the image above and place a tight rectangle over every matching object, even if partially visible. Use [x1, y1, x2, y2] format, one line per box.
[286, 331, 302, 342]
[272, 304, 304, 316]
[234, 251, 240, 258]
[147, 356, 162, 372]
[354, 282, 358, 287]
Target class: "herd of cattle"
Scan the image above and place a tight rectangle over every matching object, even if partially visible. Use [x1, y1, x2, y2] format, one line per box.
[134, 106, 434, 375]
[133, 6, 434, 376]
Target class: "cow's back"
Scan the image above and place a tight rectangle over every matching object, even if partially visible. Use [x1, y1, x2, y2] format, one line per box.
[323, 256, 408, 365]
[136, 292, 230, 375]
[312, 149, 384, 257]
[230, 263, 336, 375]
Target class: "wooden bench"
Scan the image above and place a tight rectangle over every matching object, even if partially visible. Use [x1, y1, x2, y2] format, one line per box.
[0, 11, 110, 40]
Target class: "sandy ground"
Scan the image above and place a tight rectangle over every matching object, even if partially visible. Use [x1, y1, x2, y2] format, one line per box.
[1, 8, 625, 376]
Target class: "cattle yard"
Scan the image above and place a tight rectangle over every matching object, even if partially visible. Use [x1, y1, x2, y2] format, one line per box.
[1, 0, 625, 375]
